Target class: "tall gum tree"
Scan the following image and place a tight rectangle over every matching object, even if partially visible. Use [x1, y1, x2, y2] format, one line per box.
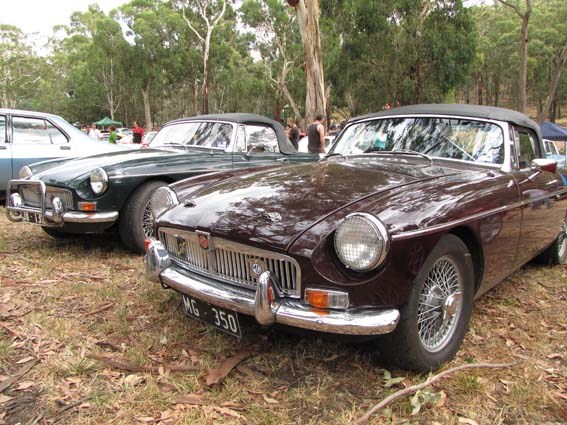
[288, 0, 326, 125]
[496, 0, 531, 113]
[179, 0, 227, 115]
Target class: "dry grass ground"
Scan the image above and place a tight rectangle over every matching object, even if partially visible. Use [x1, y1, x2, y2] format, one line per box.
[0, 209, 565, 425]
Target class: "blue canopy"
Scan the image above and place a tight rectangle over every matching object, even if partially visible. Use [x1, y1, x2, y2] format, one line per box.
[540, 122, 567, 141]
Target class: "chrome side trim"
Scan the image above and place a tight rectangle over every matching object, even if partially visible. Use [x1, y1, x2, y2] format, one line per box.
[157, 265, 400, 336]
[391, 187, 567, 240]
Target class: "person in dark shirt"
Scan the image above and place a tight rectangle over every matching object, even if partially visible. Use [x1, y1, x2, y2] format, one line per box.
[132, 121, 144, 144]
[307, 115, 325, 154]
[289, 121, 300, 150]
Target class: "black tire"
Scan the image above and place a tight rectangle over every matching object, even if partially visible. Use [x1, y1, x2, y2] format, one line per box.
[118, 181, 166, 253]
[537, 217, 567, 266]
[381, 234, 475, 371]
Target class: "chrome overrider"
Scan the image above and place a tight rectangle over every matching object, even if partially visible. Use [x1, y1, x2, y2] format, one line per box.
[6, 179, 118, 226]
[144, 239, 401, 336]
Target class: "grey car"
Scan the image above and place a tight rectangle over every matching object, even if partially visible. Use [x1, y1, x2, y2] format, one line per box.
[0, 108, 130, 198]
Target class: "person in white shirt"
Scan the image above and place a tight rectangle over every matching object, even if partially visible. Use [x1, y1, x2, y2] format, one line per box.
[88, 123, 101, 141]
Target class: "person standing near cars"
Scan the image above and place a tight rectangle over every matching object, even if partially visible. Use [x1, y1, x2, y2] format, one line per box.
[88, 123, 101, 141]
[307, 115, 325, 154]
[132, 121, 144, 144]
[108, 125, 118, 144]
[289, 121, 301, 150]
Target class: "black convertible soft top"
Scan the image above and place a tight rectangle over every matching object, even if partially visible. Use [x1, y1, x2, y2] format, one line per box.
[168, 113, 296, 155]
[352, 104, 541, 139]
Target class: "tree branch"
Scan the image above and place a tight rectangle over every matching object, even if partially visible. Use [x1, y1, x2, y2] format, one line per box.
[351, 361, 520, 425]
[495, 0, 523, 18]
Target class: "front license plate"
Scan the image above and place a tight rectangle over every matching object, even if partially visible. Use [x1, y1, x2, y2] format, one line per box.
[23, 211, 41, 224]
[181, 295, 241, 338]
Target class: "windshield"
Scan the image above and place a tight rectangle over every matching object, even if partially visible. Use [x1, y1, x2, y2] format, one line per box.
[331, 117, 505, 165]
[150, 121, 235, 150]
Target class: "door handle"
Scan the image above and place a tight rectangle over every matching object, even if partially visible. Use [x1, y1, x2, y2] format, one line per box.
[277, 157, 289, 163]
[60, 145, 71, 150]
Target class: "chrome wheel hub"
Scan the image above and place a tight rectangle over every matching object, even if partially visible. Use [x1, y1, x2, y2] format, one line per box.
[417, 256, 464, 352]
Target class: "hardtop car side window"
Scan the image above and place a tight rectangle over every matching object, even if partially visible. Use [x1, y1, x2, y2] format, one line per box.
[0, 115, 5, 143]
[46, 121, 68, 145]
[245, 125, 279, 153]
[512, 126, 539, 169]
[13, 116, 52, 145]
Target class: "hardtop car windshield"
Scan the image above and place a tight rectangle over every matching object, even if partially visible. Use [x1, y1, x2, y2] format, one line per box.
[331, 117, 505, 165]
[150, 121, 235, 150]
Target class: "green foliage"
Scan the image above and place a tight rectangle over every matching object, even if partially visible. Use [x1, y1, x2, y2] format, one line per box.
[2, 0, 567, 125]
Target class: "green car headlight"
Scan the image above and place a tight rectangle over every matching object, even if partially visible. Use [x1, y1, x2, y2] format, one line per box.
[150, 187, 179, 219]
[89, 168, 109, 195]
[334, 213, 389, 271]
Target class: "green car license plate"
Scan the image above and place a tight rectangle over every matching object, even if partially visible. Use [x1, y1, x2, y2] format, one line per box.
[182, 295, 241, 338]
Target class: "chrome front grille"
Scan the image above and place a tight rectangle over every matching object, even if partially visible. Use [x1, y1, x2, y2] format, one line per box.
[20, 185, 74, 209]
[158, 227, 301, 297]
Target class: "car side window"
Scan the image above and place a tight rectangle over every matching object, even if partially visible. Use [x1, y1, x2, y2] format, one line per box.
[245, 125, 279, 153]
[13, 117, 53, 145]
[513, 127, 539, 169]
[0, 115, 5, 143]
[46, 121, 68, 145]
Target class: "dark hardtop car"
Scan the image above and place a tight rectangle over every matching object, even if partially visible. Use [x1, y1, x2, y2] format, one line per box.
[6, 113, 318, 252]
[145, 104, 567, 371]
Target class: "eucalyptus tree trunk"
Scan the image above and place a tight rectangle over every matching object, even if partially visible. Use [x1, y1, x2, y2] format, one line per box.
[183, 0, 226, 115]
[537, 43, 567, 122]
[289, 0, 326, 125]
[496, 0, 531, 113]
[141, 80, 152, 130]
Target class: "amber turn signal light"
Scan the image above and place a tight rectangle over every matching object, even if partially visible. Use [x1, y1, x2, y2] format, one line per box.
[78, 201, 97, 211]
[305, 288, 349, 310]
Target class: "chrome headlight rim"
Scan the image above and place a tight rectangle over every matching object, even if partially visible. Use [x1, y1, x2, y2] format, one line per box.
[334, 212, 390, 272]
[150, 186, 179, 219]
[19, 166, 33, 179]
[89, 167, 109, 195]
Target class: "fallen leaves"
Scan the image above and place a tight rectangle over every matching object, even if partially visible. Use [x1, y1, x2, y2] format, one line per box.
[205, 349, 252, 386]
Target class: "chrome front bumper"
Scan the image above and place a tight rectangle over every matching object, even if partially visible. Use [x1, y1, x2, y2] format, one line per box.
[145, 240, 400, 336]
[6, 179, 118, 226]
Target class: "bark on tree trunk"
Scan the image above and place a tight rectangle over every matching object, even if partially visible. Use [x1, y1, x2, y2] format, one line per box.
[518, 8, 530, 113]
[537, 43, 567, 122]
[141, 80, 152, 131]
[293, 0, 326, 125]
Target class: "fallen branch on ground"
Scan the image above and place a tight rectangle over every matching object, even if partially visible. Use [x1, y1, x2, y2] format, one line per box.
[87, 354, 199, 373]
[0, 322, 24, 339]
[351, 361, 520, 425]
[82, 302, 114, 316]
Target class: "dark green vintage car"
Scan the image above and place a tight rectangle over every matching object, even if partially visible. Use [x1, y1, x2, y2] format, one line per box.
[6, 114, 318, 252]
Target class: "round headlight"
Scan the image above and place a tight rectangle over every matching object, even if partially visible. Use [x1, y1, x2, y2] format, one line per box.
[150, 187, 179, 218]
[89, 168, 108, 195]
[334, 213, 389, 271]
[19, 166, 33, 179]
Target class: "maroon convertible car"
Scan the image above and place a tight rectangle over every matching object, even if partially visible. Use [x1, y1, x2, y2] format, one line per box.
[145, 104, 567, 371]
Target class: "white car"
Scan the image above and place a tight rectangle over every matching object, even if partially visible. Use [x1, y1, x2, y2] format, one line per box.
[0, 108, 131, 198]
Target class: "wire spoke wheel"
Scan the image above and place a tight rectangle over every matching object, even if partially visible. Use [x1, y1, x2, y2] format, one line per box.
[142, 200, 155, 238]
[558, 219, 567, 264]
[417, 255, 463, 353]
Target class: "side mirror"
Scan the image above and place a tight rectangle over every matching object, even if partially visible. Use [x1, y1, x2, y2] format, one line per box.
[531, 158, 557, 174]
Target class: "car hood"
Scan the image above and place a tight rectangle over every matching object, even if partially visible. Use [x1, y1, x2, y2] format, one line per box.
[28, 148, 222, 186]
[159, 158, 460, 250]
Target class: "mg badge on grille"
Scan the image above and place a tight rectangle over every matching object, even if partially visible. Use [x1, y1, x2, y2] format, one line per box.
[198, 234, 209, 250]
[248, 259, 266, 277]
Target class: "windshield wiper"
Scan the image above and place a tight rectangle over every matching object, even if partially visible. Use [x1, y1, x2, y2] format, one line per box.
[324, 152, 346, 160]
